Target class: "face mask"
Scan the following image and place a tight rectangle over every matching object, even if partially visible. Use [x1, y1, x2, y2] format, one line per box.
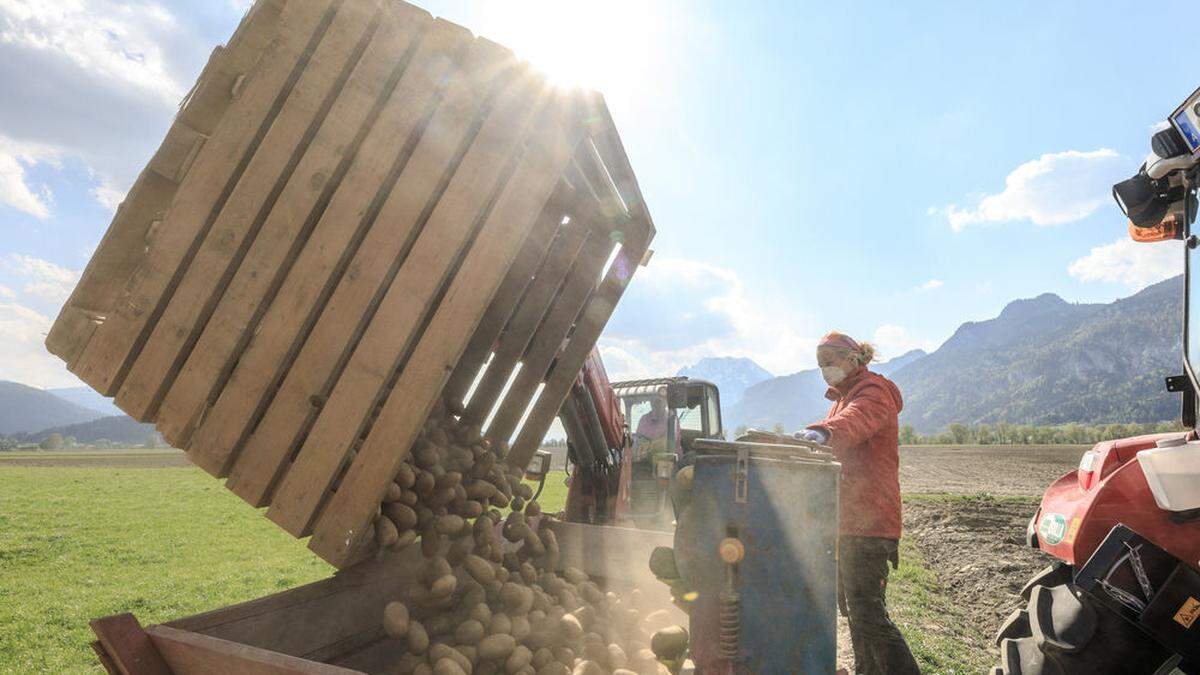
[821, 366, 846, 386]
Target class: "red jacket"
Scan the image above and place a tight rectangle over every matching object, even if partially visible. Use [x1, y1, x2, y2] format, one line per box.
[808, 368, 903, 539]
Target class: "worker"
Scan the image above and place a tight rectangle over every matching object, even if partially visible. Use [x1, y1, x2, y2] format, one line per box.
[794, 332, 919, 675]
[633, 387, 681, 462]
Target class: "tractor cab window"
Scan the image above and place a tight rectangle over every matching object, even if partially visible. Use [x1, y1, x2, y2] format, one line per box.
[678, 398, 703, 431]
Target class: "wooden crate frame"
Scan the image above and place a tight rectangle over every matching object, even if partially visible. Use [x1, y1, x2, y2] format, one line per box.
[45, 0, 653, 569]
[88, 523, 676, 674]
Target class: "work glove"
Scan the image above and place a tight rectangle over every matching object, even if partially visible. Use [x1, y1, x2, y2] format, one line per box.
[794, 428, 829, 445]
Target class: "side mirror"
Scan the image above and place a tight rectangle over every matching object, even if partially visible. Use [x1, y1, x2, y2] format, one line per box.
[524, 450, 553, 479]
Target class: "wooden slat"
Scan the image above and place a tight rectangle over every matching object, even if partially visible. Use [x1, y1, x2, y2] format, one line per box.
[146, 625, 359, 675]
[440, 184, 570, 407]
[46, 1, 287, 366]
[220, 39, 519, 505]
[507, 222, 653, 469]
[182, 18, 474, 479]
[90, 613, 173, 675]
[484, 230, 614, 447]
[461, 219, 588, 426]
[115, 0, 383, 422]
[151, 4, 431, 445]
[70, 0, 339, 396]
[307, 90, 585, 567]
[265, 68, 546, 538]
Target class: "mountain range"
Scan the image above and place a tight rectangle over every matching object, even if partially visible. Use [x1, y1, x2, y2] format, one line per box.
[699, 275, 1184, 433]
[676, 356, 773, 406]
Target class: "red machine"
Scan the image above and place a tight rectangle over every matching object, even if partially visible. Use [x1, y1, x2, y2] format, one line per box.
[994, 87, 1200, 674]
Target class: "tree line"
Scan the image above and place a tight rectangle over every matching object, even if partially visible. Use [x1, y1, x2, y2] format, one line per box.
[734, 421, 1182, 446]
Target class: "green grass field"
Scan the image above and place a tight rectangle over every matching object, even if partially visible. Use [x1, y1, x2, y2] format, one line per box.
[0, 464, 986, 673]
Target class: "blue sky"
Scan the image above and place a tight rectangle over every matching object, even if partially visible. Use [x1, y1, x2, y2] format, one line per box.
[0, 0, 1193, 389]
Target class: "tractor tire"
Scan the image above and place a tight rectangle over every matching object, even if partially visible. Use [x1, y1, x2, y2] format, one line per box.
[993, 568, 1177, 675]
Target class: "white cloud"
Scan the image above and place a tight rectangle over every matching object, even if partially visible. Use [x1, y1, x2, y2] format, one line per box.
[934, 149, 1125, 232]
[1067, 238, 1179, 290]
[871, 324, 938, 360]
[0, 0, 185, 104]
[600, 256, 820, 380]
[0, 135, 55, 218]
[90, 183, 125, 212]
[0, 284, 14, 299]
[0, 0, 205, 209]
[4, 253, 79, 305]
[0, 300, 80, 387]
[916, 279, 943, 292]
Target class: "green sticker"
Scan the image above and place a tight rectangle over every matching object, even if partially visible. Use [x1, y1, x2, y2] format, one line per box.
[1038, 513, 1068, 545]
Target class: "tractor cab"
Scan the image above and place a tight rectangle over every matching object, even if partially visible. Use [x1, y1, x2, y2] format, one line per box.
[611, 377, 723, 528]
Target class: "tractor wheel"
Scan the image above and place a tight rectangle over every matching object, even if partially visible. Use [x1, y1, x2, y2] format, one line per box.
[992, 566, 1177, 674]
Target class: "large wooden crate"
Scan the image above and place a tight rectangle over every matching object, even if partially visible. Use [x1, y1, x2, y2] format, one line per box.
[46, 0, 653, 568]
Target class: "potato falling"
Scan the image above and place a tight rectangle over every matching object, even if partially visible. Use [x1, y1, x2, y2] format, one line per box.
[375, 402, 674, 675]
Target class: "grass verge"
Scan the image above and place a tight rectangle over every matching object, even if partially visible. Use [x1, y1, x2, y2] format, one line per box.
[0, 467, 331, 673]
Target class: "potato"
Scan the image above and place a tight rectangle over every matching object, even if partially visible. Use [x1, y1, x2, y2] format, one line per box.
[416, 470, 437, 496]
[571, 661, 603, 675]
[559, 613, 584, 640]
[650, 625, 688, 661]
[456, 619, 486, 645]
[563, 567, 587, 585]
[434, 658, 468, 675]
[525, 500, 542, 518]
[437, 514, 467, 535]
[514, 483, 534, 501]
[432, 644, 473, 674]
[376, 516, 399, 547]
[400, 488, 420, 506]
[383, 481, 405, 502]
[383, 601, 410, 637]
[448, 537, 475, 565]
[607, 644, 628, 670]
[469, 602, 493, 625]
[385, 503, 419, 531]
[414, 664, 434, 675]
[395, 528, 418, 550]
[536, 664, 569, 675]
[510, 615, 531, 642]
[421, 528, 443, 558]
[437, 471, 464, 490]
[408, 620, 430, 653]
[501, 582, 533, 614]
[511, 496, 525, 513]
[396, 462, 417, 488]
[478, 634, 517, 661]
[505, 645, 533, 674]
[464, 554, 497, 584]
[488, 612, 512, 636]
[431, 574, 458, 598]
[396, 652, 425, 675]
[552, 647, 575, 666]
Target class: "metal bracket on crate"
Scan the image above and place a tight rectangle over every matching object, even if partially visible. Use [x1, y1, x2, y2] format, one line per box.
[734, 445, 749, 504]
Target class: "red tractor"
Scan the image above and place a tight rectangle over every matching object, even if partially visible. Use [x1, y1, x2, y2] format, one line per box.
[526, 349, 723, 529]
[993, 88, 1200, 674]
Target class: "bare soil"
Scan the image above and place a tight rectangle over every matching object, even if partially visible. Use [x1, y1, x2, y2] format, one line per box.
[900, 444, 1085, 495]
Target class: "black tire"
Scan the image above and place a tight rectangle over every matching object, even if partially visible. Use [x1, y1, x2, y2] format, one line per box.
[993, 572, 1175, 674]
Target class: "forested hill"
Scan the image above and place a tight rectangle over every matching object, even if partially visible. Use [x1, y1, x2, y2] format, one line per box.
[893, 275, 1182, 432]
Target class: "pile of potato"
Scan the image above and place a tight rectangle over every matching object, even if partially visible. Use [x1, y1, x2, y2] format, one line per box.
[371, 401, 687, 675]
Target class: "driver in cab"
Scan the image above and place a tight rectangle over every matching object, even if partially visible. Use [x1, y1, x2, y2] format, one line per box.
[632, 387, 681, 462]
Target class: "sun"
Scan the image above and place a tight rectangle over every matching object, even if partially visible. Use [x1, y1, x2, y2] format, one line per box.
[476, 0, 661, 99]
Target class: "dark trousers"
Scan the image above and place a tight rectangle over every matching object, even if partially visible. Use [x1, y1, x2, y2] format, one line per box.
[838, 536, 921, 675]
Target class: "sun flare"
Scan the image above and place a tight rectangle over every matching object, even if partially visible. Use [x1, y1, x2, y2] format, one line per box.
[477, 0, 661, 99]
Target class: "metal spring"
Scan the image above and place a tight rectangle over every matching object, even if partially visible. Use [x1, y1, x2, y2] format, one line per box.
[719, 590, 740, 658]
